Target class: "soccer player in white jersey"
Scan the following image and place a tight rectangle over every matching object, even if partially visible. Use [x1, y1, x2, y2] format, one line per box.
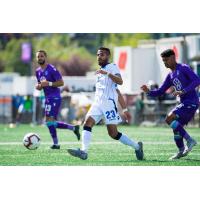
[67, 47, 144, 160]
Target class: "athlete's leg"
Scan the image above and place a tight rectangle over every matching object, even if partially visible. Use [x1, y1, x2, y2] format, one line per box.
[107, 124, 139, 149]
[166, 112, 185, 152]
[44, 98, 60, 148]
[166, 104, 197, 159]
[46, 116, 60, 149]
[106, 124, 143, 160]
[81, 116, 95, 152]
[67, 116, 95, 160]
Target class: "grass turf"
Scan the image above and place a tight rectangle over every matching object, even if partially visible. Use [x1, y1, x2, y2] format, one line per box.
[0, 124, 199, 166]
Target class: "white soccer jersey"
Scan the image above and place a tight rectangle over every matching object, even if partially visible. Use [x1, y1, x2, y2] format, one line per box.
[95, 63, 120, 103]
[86, 63, 122, 125]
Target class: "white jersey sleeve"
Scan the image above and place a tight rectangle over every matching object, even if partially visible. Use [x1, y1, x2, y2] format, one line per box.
[109, 63, 121, 75]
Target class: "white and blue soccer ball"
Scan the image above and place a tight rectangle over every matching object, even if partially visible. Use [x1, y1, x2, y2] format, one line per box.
[23, 133, 41, 150]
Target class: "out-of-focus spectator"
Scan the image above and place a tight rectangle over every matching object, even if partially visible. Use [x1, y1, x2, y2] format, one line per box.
[12, 94, 24, 123]
[134, 92, 145, 125]
[60, 86, 73, 122]
[16, 95, 33, 124]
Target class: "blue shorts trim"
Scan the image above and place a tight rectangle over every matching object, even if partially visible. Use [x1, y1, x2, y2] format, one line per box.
[171, 102, 198, 125]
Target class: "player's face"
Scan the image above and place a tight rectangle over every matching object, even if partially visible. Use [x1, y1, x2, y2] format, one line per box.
[162, 55, 176, 68]
[97, 50, 109, 66]
[36, 52, 46, 65]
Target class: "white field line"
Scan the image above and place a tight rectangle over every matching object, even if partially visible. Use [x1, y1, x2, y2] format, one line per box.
[1, 153, 200, 157]
[0, 141, 183, 145]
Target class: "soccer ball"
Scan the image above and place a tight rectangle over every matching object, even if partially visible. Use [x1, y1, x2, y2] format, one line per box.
[23, 133, 41, 150]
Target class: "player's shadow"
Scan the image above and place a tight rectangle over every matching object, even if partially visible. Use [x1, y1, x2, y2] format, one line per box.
[108, 158, 170, 164]
[184, 158, 200, 162]
[149, 159, 171, 163]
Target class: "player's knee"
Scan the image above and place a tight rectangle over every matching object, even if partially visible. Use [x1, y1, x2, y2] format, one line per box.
[46, 121, 57, 128]
[165, 116, 171, 125]
[83, 117, 95, 128]
[83, 126, 92, 132]
[112, 132, 122, 140]
[169, 120, 179, 130]
[165, 116, 174, 125]
[165, 113, 177, 125]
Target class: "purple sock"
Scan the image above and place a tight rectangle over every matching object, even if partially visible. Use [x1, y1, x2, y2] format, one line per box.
[56, 121, 74, 131]
[173, 130, 184, 151]
[174, 123, 191, 141]
[47, 125, 58, 145]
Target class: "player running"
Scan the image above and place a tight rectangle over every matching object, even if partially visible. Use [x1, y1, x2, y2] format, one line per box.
[141, 49, 200, 160]
[67, 47, 144, 160]
[35, 50, 80, 149]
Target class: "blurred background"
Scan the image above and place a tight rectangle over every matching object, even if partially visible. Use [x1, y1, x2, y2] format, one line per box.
[0, 33, 200, 126]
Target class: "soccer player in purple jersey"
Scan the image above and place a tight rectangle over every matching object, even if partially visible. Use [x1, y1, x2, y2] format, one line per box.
[141, 49, 200, 160]
[35, 50, 80, 149]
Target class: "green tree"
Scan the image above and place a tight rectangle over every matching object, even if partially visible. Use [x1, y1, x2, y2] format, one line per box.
[103, 33, 151, 52]
[0, 37, 32, 75]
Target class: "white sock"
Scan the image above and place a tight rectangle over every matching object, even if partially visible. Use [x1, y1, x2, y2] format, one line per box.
[81, 130, 92, 152]
[119, 133, 139, 150]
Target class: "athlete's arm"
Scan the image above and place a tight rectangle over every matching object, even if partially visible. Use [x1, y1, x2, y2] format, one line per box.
[117, 89, 127, 109]
[108, 73, 123, 85]
[141, 75, 171, 97]
[116, 89, 131, 123]
[40, 79, 64, 87]
[96, 69, 123, 85]
[36, 83, 42, 90]
[35, 72, 42, 90]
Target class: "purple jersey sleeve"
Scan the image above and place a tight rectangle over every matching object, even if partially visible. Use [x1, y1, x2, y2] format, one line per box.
[149, 74, 171, 97]
[181, 66, 200, 93]
[35, 70, 40, 83]
[49, 65, 62, 81]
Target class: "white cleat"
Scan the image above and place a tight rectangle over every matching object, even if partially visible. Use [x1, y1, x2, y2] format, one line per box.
[169, 151, 185, 160]
[182, 138, 197, 156]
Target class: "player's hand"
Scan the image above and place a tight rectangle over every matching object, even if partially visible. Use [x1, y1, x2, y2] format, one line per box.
[40, 80, 49, 87]
[172, 91, 184, 97]
[123, 111, 132, 124]
[141, 85, 149, 93]
[36, 84, 42, 90]
[96, 69, 108, 75]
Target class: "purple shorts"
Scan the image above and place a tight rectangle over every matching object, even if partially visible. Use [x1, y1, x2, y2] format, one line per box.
[45, 98, 61, 119]
[171, 102, 198, 125]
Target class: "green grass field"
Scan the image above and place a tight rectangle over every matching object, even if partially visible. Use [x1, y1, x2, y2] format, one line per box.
[0, 124, 199, 166]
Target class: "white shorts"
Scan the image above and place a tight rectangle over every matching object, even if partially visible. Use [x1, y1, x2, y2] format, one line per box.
[86, 99, 122, 125]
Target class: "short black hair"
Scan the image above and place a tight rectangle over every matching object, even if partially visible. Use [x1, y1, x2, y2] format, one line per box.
[98, 47, 111, 55]
[36, 50, 47, 57]
[160, 49, 175, 57]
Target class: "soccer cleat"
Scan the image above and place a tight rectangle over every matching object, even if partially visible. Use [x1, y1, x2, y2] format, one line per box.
[50, 144, 60, 149]
[67, 148, 88, 160]
[182, 138, 197, 156]
[135, 142, 144, 160]
[169, 151, 185, 160]
[73, 125, 80, 141]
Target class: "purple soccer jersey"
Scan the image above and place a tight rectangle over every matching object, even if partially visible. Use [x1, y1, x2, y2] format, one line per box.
[149, 63, 200, 105]
[36, 64, 62, 118]
[148, 63, 200, 125]
[36, 64, 62, 98]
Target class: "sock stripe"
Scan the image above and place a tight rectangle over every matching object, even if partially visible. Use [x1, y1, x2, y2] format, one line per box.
[46, 121, 57, 127]
[114, 132, 122, 140]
